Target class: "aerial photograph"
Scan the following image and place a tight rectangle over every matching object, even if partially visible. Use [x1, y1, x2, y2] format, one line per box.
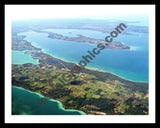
[10, 5, 149, 116]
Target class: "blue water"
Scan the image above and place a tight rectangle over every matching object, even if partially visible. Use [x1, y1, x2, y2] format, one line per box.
[12, 50, 39, 64]
[12, 86, 85, 115]
[11, 50, 85, 115]
[18, 29, 148, 82]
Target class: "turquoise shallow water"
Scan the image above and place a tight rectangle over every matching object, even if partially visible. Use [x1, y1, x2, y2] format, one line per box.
[12, 44, 86, 115]
[18, 29, 148, 82]
[12, 18, 148, 115]
[12, 86, 85, 115]
[12, 50, 39, 64]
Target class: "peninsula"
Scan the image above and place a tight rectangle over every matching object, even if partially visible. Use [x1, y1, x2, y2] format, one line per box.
[12, 34, 148, 115]
[46, 32, 130, 49]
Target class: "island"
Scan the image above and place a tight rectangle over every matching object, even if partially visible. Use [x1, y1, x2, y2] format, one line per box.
[12, 34, 148, 115]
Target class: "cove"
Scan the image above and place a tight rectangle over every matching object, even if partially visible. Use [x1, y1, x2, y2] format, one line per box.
[12, 50, 39, 64]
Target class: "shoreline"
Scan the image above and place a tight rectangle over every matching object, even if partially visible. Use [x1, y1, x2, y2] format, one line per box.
[12, 36, 148, 115]
[32, 47, 148, 83]
[23, 39, 148, 83]
[84, 66, 148, 83]
[12, 50, 39, 65]
[12, 86, 86, 115]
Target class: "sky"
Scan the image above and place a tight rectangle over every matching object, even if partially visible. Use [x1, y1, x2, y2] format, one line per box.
[5, 5, 154, 20]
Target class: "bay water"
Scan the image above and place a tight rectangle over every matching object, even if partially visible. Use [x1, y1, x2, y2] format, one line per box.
[18, 29, 148, 82]
[12, 27, 148, 115]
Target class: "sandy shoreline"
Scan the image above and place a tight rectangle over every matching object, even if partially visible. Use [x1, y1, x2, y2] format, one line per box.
[38, 48, 148, 83]
[12, 86, 86, 115]
[20, 33, 148, 83]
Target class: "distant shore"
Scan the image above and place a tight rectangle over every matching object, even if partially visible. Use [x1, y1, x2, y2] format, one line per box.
[41, 31, 130, 50]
